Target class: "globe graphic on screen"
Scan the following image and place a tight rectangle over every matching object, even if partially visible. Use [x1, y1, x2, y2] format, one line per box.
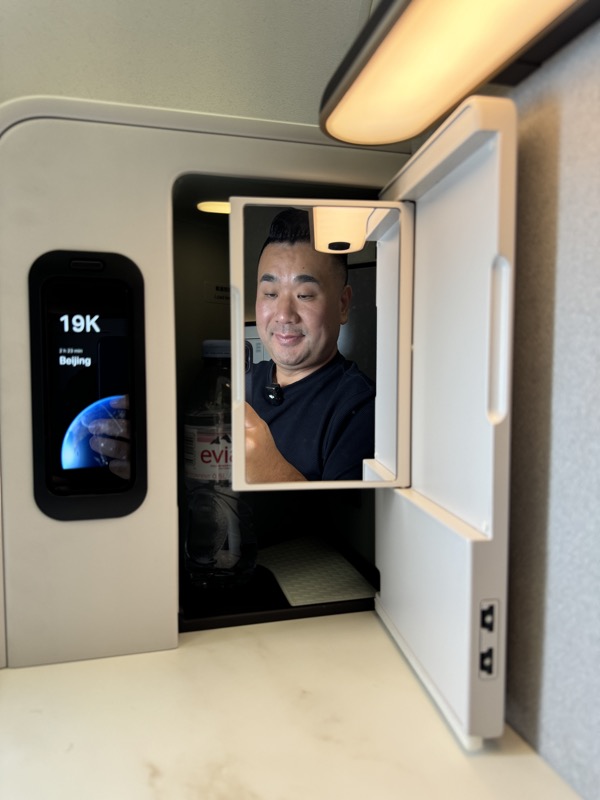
[61, 395, 127, 470]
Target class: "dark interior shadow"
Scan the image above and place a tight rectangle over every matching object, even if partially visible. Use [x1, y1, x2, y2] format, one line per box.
[172, 174, 380, 628]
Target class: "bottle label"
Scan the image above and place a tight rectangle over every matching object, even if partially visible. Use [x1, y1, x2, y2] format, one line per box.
[184, 425, 232, 482]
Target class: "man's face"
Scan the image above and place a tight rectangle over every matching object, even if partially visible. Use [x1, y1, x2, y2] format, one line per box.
[255, 242, 351, 385]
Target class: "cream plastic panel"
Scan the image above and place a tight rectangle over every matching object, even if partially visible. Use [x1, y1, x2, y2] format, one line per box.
[377, 96, 517, 747]
[0, 471, 5, 668]
[229, 196, 413, 491]
[0, 98, 406, 668]
[0, 93, 514, 756]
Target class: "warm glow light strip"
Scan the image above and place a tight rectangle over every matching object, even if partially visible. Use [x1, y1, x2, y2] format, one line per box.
[197, 201, 231, 214]
[323, 0, 581, 144]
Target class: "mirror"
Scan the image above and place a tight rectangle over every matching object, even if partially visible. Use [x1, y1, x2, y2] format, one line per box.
[230, 198, 409, 491]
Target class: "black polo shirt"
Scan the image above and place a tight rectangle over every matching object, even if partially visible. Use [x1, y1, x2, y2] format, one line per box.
[247, 352, 375, 481]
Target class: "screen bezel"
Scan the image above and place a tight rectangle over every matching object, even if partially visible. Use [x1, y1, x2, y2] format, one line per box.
[29, 250, 147, 520]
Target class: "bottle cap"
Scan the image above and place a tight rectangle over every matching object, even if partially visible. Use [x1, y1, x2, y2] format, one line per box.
[202, 339, 231, 359]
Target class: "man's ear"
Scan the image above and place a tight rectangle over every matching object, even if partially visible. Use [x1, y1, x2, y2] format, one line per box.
[340, 284, 352, 325]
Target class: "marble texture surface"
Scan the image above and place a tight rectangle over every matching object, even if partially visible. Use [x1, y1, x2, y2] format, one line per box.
[0, 612, 578, 800]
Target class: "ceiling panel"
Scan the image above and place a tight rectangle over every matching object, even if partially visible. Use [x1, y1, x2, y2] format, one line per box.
[0, 0, 377, 126]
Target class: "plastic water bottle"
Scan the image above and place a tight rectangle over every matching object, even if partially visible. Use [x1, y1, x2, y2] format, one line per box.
[183, 339, 255, 589]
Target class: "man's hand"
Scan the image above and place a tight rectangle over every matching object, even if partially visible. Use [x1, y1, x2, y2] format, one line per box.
[87, 395, 131, 479]
[244, 402, 306, 483]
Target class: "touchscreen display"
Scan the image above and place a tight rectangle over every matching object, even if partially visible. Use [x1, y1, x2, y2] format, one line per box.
[44, 276, 133, 487]
[29, 252, 147, 519]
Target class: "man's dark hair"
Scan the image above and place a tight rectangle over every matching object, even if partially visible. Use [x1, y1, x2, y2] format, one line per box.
[260, 207, 348, 285]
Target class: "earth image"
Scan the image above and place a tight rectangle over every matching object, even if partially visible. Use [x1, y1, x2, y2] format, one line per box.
[61, 395, 127, 469]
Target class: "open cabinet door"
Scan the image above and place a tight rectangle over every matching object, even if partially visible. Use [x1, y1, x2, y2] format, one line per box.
[229, 197, 413, 491]
[228, 95, 515, 748]
[376, 96, 517, 748]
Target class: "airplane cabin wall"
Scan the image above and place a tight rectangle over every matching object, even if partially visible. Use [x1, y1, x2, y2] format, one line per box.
[505, 19, 600, 799]
[0, 2, 599, 795]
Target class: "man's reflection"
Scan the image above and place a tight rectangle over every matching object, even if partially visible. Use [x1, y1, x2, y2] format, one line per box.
[245, 208, 375, 482]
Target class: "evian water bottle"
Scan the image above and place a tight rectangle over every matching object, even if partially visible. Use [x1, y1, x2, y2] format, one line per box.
[183, 339, 254, 589]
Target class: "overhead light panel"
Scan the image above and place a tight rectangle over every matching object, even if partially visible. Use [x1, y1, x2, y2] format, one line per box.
[320, 0, 585, 144]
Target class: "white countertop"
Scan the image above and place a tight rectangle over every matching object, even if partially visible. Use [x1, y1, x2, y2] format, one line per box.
[0, 611, 578, 799]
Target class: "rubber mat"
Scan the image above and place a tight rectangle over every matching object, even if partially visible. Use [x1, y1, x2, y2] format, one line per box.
[258, 536, 376, 607]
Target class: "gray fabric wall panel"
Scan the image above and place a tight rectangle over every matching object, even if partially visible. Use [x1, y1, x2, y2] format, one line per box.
[508, 20, 600, 800]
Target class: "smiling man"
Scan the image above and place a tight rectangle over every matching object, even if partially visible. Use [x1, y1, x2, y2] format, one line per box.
[245, 208, 375, 483]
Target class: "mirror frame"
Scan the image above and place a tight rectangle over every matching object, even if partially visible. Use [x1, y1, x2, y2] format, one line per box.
[229, 196, 412, 492]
